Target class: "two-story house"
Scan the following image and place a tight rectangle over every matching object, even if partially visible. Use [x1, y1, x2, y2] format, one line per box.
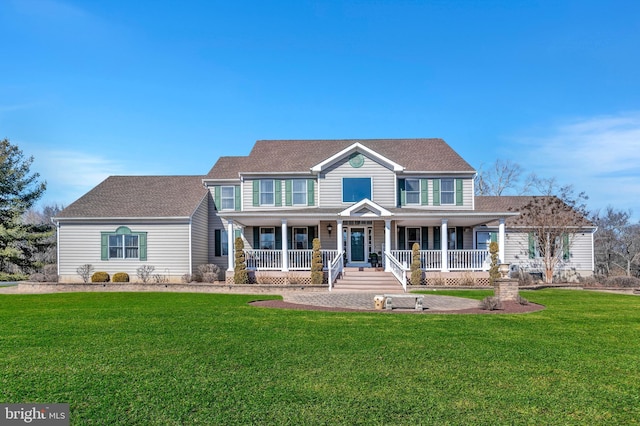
[54, 139, 596, 286]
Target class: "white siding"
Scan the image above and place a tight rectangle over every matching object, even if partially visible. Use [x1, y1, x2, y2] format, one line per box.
[319, 155, 396, 207]
[190, 194, 209, 273]
[58, 221, 192, 282]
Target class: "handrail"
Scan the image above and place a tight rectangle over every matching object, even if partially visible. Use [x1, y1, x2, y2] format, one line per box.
[327, 253, 343, 291]
[385, 252, 407, 292]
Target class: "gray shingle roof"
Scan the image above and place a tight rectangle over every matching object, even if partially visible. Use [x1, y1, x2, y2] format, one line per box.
[55, 175, 208, 219]
[206, 138, 475, 178]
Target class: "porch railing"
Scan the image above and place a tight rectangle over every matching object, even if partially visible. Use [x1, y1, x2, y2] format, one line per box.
[244, 249, 341, 270]
[385, 252, 407, 292]
[391, 249, 489, 271]
[327, 253, 343, 291]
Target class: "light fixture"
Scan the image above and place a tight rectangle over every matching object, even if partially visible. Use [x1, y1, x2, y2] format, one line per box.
[327, 224, 333, 235]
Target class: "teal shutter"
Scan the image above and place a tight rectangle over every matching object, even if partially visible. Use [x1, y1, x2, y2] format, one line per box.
[456, 227, 464, 249]
[421, 227, 429, 250]
[101, 233, 109, 260]
[421, 179, 428, 205]
[275, 180, 282, 206]
[433, 179, 441, 206]
[214, 186, 221, 210]
[214, 229, 221, 257]
[275, 227, 282, 250]
[528, 233, 536, 259]
[490, 232, 498, 243]
[252, 180, 259, 206]
[285, 180, 292, 206]
[397, 226, 406, 250]
[235, 229, 241, 239]
[308, 226, 315, 243]
[456, 179, 463, 206]
[139, 233, 147, 261]
[234, 185, 241, 211]
[563, 234, 570, 260]
[434, 226, 441, 250]
[307, 179, 315, 206]
[253, 227, 260, 248]
[399, 179, 406, 206]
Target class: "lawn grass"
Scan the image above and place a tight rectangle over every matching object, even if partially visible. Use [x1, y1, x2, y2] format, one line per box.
[1, 290, 639, 425]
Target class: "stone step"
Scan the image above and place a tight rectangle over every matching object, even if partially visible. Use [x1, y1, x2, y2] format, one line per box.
[333, 269, 403, 292]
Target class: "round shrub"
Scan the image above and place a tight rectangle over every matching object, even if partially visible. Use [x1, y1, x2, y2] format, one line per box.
[91, 271, 110, 283]
[112, 272, 129, 282]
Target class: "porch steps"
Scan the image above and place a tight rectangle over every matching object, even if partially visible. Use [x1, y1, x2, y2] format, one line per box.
[332, 267, 404, 293]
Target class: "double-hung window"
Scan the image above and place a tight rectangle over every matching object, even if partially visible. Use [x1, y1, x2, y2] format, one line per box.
[405, 179, 420, 204]
[260, 227, 276, 250]
[260, 180, 274, 205]
[441, 179, 455, 205]
[221, 186, 235, 210]
[292, 179, 307, 205]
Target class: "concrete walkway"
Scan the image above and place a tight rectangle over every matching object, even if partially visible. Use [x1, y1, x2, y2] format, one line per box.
[283, 292, 480, 311]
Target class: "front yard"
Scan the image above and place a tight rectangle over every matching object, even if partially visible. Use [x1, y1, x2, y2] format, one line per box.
[0, 290, 638, 424]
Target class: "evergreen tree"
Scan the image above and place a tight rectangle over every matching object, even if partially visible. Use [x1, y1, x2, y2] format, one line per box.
[310, 238, 323, 284]
[234, 237, 248, 284]
[410, 242, 422, 285]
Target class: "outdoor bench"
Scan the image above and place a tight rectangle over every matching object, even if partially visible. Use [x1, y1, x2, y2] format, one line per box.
[382, 294, 425, 311]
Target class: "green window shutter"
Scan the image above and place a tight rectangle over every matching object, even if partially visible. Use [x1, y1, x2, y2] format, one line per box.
[421, 227, 429, 250]
[456, 179, 463, 206]
[563, 234, 570, 260]
[397, 226, 406, 250]
[285, 180, 292, 206]
[275, 180, 282, 207]
[214, 186, 221, 210]
[433, 179, 441, 206]
[490, 232, 498, 243]
[287, 227, 293, 250]
[139, 233, 147, 261]
[234, 186, 241, 211]
[252, 180, 259, 206]
[235, 229, 241, 239]
[456, 227, 464, 249]
[421, 179, 428, 205]
[308, 226, 315, 242]
[275, 227, 282, 250]
[399, 179, 406, 206]
[214, 229, 221, 257]
[528, 233, 536, 259]
[307, 179, 315, 206]
[253, 227, 260, 248]
[101, 233, 109, 260]
[433, 226, 441, 250]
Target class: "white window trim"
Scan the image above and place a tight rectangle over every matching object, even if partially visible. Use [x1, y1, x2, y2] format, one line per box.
[441, 178, 455, 205]
[292, 179, 307, 206]
[260, 180, 275, 206]
[221, 186, 235, 210]
[405, 178, 420, 205]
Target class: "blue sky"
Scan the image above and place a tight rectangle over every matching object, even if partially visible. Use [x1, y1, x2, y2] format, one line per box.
[1, 0, 639, 218]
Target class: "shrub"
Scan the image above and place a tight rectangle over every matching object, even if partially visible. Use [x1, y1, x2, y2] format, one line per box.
[480, 296, 502, 311]
[234, 237, 249, 284]
[0, 272, 29, 281]
[460, 271, 475, 286]
[310, 238, 324, 285]
[112, 272, 130, 283]
[516, 295, 529, 305]
[489, 241, 500, 286]
[181, 274, 194, 283]
[44, 264, 58, 282]
[136, 265, 155, 284]
[29, 273, 46, 282]
[91, 272, 110, 283]
[153, 274, 168, 284]
[76, 264, 94, 283]
[513, 268, 534, 286]
[603, 276, 640, 288]
[410, 242, 423, 285]
[197, 264, 221, 283]
[255, 271, 272, 285]
[287, 271, 305, 285]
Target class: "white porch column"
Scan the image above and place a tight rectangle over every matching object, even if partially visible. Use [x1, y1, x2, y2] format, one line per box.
[441, 219, 449, 272]
[498, 218, 506, 263]
[337, 219, 344, 257]
[384, 219, 392, 272]
[281, 219, 289, 272]
[227, 220, 234, 272]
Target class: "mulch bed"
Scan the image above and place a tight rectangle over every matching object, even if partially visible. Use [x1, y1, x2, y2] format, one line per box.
[250, 299, 545, 314]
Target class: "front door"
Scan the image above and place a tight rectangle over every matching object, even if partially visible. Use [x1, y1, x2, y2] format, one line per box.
[350, 228, 365, 262]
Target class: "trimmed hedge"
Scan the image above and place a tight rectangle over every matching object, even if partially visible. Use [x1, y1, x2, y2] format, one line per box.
[112, 272, 130, 283]
[91, 272, 110, 283]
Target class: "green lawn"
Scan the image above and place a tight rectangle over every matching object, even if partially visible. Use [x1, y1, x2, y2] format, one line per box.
[1, 290, 639, 425]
